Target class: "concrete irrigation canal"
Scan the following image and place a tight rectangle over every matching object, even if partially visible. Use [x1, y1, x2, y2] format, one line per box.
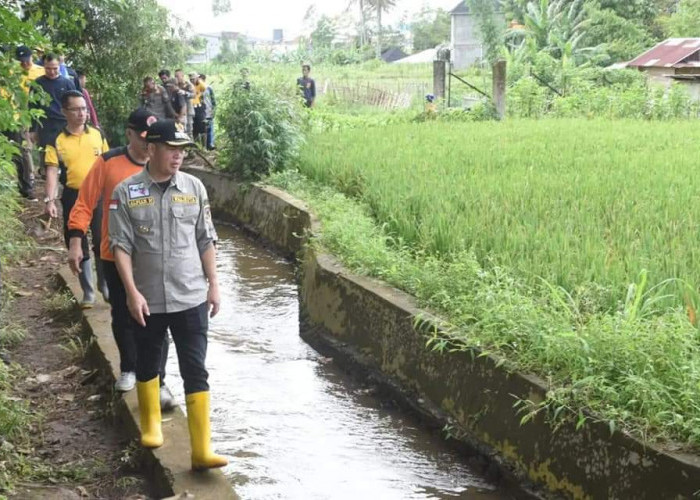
[164, 224, 515, 499]
[59, 165, 700, 499]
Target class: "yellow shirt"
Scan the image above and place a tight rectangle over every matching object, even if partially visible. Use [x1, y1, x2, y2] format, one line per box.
[21, 63, 44, 92]
[45, 126, 109, 189]
[192, 81, 207, 106]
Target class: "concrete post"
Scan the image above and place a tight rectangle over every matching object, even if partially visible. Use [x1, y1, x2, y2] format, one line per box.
[433, 60, 446, 100]
[492, 60, 506, 120]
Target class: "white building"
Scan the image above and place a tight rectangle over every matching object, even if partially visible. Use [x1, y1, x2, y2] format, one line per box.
[450, 0, 503, 70]
[187, 32, 240, 64]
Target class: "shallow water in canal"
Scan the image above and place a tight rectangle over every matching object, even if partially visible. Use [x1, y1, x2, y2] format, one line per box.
[166, 224, 513, 499]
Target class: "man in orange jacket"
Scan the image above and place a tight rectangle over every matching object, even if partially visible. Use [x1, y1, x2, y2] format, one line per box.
[67, 109, 172, 407]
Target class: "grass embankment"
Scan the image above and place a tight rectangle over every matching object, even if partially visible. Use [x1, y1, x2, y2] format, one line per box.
[0, 164, 34, 492]
[268, 118, 700, 450]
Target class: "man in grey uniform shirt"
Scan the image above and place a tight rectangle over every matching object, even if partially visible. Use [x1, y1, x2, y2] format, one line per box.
[108, 119, 227, 470]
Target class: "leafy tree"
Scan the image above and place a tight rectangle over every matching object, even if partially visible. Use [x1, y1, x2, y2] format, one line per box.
[367, 0, 397, 59]
[20, 0, 188, 143]
[236, 35, 251, 61]
[468, 0, 506, 65]
[346, 0, 370, 46]
[507, 0, 598, 64]
[311, 15, 337, 49]
[217, 37, 237, 64]
[212, 0, 231, 15]
[189, 36, 207, 52]
[582, 3, 652, 63]
[410, 7, 451, 51]
[663, 0, 700, 36]
[0, 6, 48, 311]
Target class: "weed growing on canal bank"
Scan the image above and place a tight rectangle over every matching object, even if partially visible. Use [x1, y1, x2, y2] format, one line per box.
[43, 291, 78, 323]
[267, 169, 700, 451]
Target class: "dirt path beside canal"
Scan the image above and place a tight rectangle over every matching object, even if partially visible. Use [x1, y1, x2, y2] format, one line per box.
[1, 195, 150, 500]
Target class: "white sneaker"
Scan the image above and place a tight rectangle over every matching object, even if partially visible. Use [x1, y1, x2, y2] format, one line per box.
[160, 384, 175, 412]
[114, 371, 136, 392]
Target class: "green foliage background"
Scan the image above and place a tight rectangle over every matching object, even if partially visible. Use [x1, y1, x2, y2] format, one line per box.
[19, 0, 189, 144]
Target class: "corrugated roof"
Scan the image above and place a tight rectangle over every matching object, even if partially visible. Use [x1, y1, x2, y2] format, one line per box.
[627, 38, 700, 68]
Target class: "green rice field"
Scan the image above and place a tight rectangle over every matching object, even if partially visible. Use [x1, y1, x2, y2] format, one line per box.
[300, 118, 700, 308]
[276, 118, 700, 448]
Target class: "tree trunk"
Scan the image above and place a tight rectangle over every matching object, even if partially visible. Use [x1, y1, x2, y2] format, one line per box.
[375, 7, 382, 59]
[359, 0, 366, 46]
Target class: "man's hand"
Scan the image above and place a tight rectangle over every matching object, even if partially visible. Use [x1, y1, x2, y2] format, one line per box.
[44, 200, 57, 218]
[127, 291, 150, 327]
[207, 282, 220, 318]
[67, 237, 83, 275]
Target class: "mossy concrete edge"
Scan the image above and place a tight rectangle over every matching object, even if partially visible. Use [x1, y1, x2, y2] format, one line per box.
[57, 268, 238, 500]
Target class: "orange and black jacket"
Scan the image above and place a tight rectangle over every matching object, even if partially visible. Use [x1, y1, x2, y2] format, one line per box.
[67, 147, 145, 261]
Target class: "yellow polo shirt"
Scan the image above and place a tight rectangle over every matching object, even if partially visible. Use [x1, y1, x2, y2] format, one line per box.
[21, 63, 44, 92]
[192, 81, 207, 106]
[45, 126, 109, 189]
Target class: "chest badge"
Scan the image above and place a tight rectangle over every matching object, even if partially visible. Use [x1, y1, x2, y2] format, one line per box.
[136, 225, 151, 235]
[128, 182, 150, 199]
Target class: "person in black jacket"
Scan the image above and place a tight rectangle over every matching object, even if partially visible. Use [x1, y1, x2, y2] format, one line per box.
[30, 53, 76, 176]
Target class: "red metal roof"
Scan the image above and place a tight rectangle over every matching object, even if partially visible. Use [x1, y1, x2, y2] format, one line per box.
[627, 38, 700, 68]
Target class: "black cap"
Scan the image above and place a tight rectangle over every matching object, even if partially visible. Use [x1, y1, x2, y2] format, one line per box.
[127, 108, 158, 137]
[15, 45, 32, 62]
[145, 119, 195, 147]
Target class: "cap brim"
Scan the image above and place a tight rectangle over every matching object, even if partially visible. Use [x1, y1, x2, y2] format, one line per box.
[164, 139, 195, 147]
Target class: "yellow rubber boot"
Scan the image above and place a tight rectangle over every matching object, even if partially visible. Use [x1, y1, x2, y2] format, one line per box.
[136, 377, 163, 448]
[186, 391, 228, 470]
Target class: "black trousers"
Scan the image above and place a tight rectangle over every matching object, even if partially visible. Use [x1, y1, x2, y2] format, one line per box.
[133, 302, 209, 394]
[2, 130, 34, 198]
[193, 106, 206, 144]
[61, 187, 96, 259]
[102, 260, 169, 376]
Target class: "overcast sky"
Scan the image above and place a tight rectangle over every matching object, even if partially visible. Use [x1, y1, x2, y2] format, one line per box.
[159, 0, 460, 40]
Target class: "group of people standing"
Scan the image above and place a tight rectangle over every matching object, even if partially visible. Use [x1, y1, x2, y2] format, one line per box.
[9, 44, 227, 471]
[141, 69, 216, 151]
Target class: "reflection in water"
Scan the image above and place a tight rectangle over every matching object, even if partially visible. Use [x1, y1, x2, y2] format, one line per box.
[166, 225, 513, 499]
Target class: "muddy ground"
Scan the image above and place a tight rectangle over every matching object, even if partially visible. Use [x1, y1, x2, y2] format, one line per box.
[2, 195, 152, 500]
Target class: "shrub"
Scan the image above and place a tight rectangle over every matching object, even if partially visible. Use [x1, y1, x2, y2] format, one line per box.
[217, 78, 306, 180]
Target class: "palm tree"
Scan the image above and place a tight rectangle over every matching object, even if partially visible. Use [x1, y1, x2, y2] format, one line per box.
[346, 0, 368, 47]
[368, 0, 397, 59]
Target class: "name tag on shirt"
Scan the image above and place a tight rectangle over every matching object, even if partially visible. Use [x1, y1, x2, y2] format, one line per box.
[172, 194, 197, 204]
[128, 197, 155, 208]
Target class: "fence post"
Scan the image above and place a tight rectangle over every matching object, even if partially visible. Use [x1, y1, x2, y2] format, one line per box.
[433, 60, 446, 100]
[492, 60, 507, 120]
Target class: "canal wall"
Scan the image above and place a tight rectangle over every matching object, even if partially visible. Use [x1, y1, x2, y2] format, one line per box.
[56, 269, 239, 500]
[185, 165, 700, 499]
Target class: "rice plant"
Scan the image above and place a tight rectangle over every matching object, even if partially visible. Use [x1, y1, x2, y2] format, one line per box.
[270, 118, 700, 449]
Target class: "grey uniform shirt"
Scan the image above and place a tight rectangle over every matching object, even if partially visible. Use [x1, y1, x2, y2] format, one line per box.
[108, 167, 217, 314]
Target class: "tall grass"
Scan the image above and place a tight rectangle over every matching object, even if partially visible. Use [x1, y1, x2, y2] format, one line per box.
[267, 117, 700, 449]
[298, 118, 700, 311]
[269, 167, 700, 450]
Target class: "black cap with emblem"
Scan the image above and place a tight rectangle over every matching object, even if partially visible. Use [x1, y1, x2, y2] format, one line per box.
[145, 119, 195, 147]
